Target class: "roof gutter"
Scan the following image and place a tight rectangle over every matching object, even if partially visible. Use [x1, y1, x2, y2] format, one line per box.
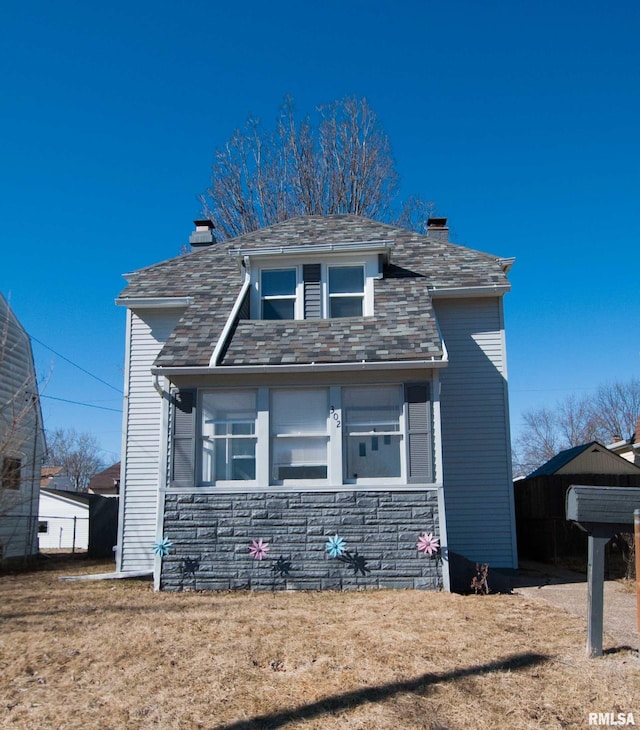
[498, 257, 516, 274]
[115, 296, 194, 309]
[229, 240, 394, 259]
[152, 357, 448, 378]
[428, 284, 511, 298]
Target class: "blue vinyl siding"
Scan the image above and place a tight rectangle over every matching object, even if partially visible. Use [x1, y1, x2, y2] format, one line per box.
[434, 297, 517, 569]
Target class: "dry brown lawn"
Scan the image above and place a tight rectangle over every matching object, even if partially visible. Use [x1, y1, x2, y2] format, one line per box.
[1, 556, 638, 729]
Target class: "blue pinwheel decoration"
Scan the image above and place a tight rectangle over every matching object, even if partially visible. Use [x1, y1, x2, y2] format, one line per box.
[325, 534, 347, 558]
[153, 536, 173, 557]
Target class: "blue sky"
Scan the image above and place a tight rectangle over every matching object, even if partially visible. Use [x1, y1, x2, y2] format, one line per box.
[1, 0, 638, 464]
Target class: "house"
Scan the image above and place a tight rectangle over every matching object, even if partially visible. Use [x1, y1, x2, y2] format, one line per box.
[41, 465, 74, 492]
[607, 416, 640, 466]
[514, 441, 640, 562]
[88, 462, 121, 496]
[0, 292, 46, 566]
[115, 215, 517, 591]
[38, 488, 90, 551]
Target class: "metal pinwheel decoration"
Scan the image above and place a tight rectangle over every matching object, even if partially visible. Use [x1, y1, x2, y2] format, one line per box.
[417, 532, 440, 557]
[153, 536, 173, 557]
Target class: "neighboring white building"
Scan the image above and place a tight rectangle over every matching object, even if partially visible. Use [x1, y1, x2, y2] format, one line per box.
[607, 417, 640, 466]
[116, 216, 517, 591]
[0, 292, 46, 565]
[38, 488, 90, 551]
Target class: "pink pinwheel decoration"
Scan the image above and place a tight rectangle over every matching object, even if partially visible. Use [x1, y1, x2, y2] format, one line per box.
[248, 538, 270, 560]
[417, 532, 440, 556]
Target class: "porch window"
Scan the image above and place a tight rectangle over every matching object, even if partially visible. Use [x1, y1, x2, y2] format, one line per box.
[172, 381, 434, 489]
[271, 388, 328, 481]
[342, 386, 402, 480]
[201, 390, 257, 483]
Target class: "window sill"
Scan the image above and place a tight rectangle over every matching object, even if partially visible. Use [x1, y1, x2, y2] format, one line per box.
[165, 482, 441, 495]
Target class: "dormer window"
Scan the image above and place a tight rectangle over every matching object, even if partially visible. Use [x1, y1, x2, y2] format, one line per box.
[328, 266, 365, 318]
[261, 269, 297, 320]
[234, 239, 392, 322]
[253, 261, 372, 320]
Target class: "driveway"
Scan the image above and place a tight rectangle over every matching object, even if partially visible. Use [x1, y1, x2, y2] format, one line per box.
[514, 561, 639, 653]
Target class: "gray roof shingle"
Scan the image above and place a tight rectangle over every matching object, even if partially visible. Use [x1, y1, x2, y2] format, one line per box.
[119, 215, 510, 369]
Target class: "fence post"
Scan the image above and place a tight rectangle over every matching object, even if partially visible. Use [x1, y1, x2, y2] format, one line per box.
[635, 509, 639, 642]
[72, 516, 77, 555]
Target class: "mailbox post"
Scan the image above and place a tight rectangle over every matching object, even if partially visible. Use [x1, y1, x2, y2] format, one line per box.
[565, 485, 640, 658]
[636, 510, 640, 637]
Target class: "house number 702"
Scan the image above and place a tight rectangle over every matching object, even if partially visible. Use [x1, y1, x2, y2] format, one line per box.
[330, 406, 341, 428]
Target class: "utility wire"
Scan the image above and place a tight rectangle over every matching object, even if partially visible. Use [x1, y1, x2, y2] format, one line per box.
[40, 394, 121, 413]
[30, 335, 123, 394]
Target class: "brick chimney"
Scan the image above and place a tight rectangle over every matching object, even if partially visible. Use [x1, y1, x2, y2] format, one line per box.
[426, 217, 449, 243]
[189, 219, 215, 249]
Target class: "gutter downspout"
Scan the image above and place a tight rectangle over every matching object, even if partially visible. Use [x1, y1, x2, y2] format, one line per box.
[152, 374, 166, 398]
[210, 256, 252, 368]
[431, 322, 450, 590]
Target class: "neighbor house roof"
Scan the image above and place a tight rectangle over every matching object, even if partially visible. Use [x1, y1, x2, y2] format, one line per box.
[41, 466, 64, 487]
[607, 415, 640, 459]
[88, 462, 121, 494]
[119, 215, 511, 370]
[527, 443, 599, 478]
[527, 441, 640, 479]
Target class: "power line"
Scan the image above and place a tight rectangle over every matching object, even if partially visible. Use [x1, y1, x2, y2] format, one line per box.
[30, 335, 122, 394]
[40, 394, 121, 413]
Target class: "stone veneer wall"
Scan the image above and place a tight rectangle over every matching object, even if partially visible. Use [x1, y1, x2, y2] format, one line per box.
[161, 490, 442, 591]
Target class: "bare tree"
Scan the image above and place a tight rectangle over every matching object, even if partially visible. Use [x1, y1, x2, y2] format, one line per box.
[591, 378, 640, 442]
[513, 377, 640, 475]
[200, 96, 433, 240]
[46, 428, 105, 492]
[514, 406, 565, 475]
[556, 394, 603, 446]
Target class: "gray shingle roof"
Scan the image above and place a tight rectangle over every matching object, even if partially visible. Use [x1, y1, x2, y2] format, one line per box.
[119, 215, 510, 369]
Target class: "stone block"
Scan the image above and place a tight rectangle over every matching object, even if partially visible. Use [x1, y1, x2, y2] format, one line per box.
[335, 492, 357, 504]
[339, 514, 364, 526]
[266, 498, 288, 510]
[376, 509, 412, 521]
[206, 500, 234, 510]
[300, 493, 336, 505]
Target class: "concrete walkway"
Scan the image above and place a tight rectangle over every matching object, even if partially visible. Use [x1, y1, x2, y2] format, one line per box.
[513, 562, 639, 653]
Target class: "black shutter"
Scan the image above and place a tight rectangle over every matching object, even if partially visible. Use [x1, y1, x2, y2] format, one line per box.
[171, 389, 196, 488]
[405, 383, 433, 482]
